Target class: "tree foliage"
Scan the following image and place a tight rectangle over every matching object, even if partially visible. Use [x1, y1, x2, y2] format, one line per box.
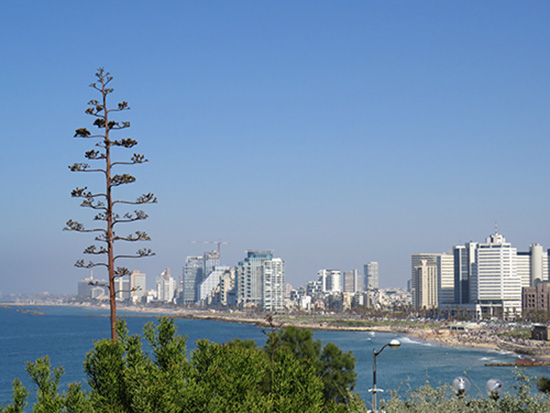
[6, 320, 550, 412]
[264, 325, 357, 407]
[1, 319, 362, 412]
[65, 68, 156, 341]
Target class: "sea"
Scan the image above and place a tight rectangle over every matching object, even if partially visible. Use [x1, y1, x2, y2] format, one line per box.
[1, 305, 549, 408]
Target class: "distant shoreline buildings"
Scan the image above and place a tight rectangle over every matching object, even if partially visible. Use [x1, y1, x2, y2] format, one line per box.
[411, 230, 549, 319]
[76, 249, 406, 312]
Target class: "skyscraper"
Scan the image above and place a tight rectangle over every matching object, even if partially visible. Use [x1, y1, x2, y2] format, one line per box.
[364, 262, 379, 290]
[471, 231, 521, 317]
[236, 250, 285, 311]
[202, 250, 220, 279]
[410, 254, 439, 308]
[343, 269, 361, 293]
[181, 256, 203, 304]
[156, 268, 176, 303]
[413, 259, 438, 309]
[115, 277, 131, 300]
[438, 253, 454, 306]
[453, 243, 477, 305]
[318, 269, 342, 293]
[131, 270, 146, 302]
[197, 266, 229, 304]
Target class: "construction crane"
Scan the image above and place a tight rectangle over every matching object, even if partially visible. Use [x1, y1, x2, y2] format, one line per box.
[190, 240, 230, 256]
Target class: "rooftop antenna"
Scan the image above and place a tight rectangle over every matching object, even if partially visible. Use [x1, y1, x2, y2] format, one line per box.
[495, 221, 498, 235]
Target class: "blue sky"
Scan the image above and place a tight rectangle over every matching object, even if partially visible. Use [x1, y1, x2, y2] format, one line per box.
[1, 1, 549, 294]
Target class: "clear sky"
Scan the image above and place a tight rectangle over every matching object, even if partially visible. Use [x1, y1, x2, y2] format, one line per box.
[1, 1, 549, 294]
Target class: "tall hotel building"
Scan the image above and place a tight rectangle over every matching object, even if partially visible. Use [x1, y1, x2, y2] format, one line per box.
[411, 254, 452, 309]
[410, 254, 439, 308]
[413, 260, 439, 309]
[470, 232, 521, 317]
[236, 251, 285, 312]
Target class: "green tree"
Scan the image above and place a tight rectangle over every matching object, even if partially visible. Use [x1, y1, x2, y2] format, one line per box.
[2, 319, 359, 412]
[0, 379, 29, 413]
[264, 325, 357, 408]
[65, 68, 156, 341]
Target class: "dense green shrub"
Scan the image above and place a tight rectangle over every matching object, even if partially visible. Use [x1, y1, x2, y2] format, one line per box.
[0, 318, 358, 412]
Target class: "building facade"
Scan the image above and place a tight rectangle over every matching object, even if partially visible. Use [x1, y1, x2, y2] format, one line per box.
[236, 251, 285, 311]
[318, 269, 342, 293]
[413, 260, 438, 309]
[471, 232, 521, 317]
[364, 262, 379, 290]
[156, 268, 176, 303]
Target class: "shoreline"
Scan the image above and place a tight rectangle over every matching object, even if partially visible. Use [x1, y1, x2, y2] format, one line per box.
[4, 302, 550, 359]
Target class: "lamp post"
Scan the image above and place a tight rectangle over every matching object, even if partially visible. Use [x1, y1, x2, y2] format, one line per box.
[452, 377, 503, 401]
[486, 379, 504, 400]
[452, 376, 471, 399]
[371, 339, 400, 412]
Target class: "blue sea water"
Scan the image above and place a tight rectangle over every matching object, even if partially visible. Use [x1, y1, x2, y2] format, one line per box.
[1, 305, 549, 408]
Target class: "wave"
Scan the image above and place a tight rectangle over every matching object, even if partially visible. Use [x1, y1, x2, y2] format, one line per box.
[397, 336, 433, 347]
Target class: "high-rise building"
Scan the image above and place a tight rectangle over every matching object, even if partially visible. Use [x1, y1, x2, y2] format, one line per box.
[318, 269, 342, 293]
[114, 276, 131, 301]
[306, 280, 322, 297]
[197, 266, 230, 303]
[413, 259, 438, 309]
[452, 243, 477, 305]
[343, 270, 361, 293]
[130, 270, 146, 302]
[202, 250, 220, 278]
[181, 256, 203, 304]
[180, 250, 221, 305]
[523, 281, 550, 313]
[236, 250, 285, 311]
[518, 243, 548, 289]
[218, 267, 236, 306]
[471, 231, 521, 317]
[410, 254, 440, 308]
[364, 262, 379, 290]
[438, 253, 454, 306]
[156, 268, 176, 303]
[517, 252, 531, 288]
[77, 274, 108, 299]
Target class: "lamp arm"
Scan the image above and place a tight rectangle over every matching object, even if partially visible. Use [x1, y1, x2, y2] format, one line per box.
[374, 343, 389, 357]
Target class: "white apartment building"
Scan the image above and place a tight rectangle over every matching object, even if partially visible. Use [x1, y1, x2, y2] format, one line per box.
[197, 266, 230, 303]
[318, 269, 342, 293]
[438, 253, 454, 306]
[413, 260, 438, 309]
[156, 268, 176, 303]
[236, 251, 285, 312]
[131, 270, 146, 302]
[471, 232, 521, 317]
[262, 257, 285, 312]
[115, 277, 131, 300]
[410, 254, 440, 308]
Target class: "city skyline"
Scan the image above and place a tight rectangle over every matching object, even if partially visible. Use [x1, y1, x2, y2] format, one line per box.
[1, 2, 549, 294]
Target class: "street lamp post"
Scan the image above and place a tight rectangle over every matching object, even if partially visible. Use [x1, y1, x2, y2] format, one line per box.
[371, 339, 400, 412]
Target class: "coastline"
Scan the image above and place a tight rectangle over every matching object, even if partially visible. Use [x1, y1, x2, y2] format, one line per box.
[4, 302, 550, 360]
